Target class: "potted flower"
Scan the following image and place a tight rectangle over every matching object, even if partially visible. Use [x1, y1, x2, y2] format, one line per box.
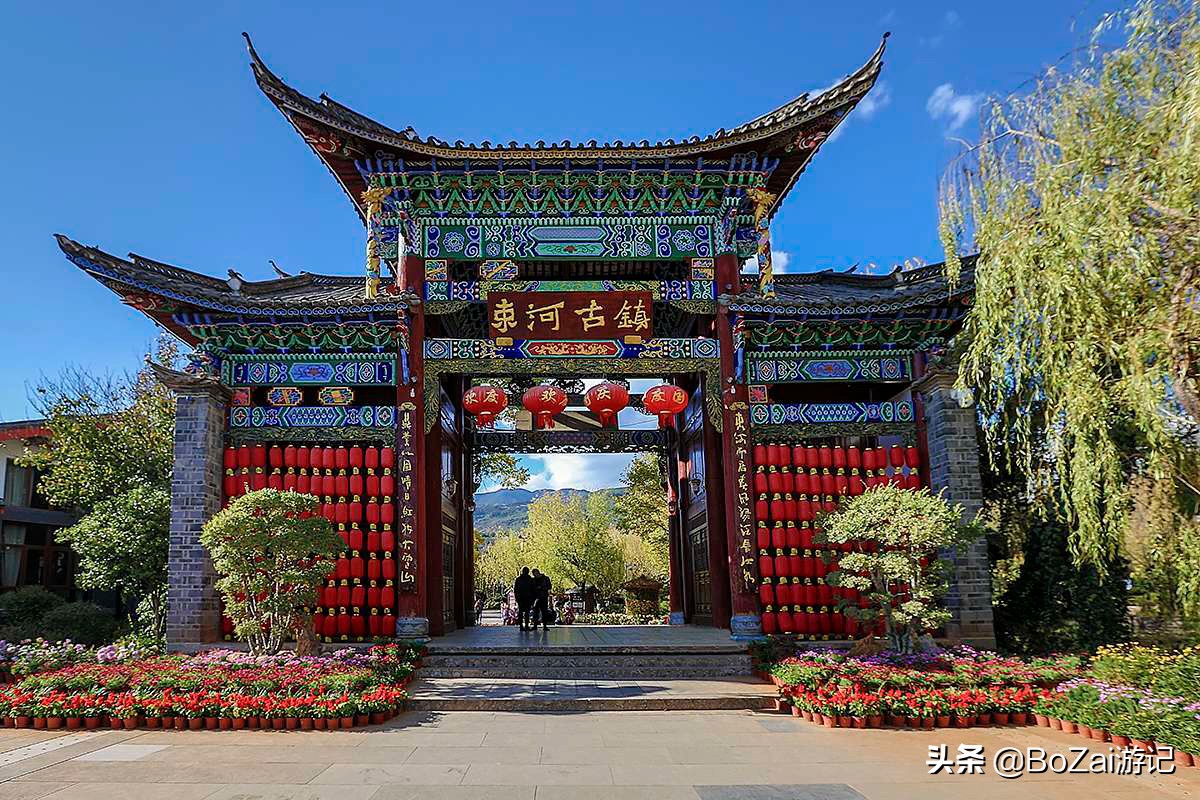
[334, 696, 357, 729]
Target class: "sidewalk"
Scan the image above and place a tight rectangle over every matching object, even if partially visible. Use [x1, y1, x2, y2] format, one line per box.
[0, 709, 1197, 799]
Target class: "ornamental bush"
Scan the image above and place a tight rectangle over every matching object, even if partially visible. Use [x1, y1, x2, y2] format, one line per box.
[815, 484, 982, 653]
[200, 489, 343, 655]
[0, 587, 65, 641]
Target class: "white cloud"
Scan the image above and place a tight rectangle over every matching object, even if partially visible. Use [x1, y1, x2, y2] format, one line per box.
[524, 453, 637, 491]
[926, 83, 982, 132]
[879, 9, 897, 25]
[920, 9, 962, 48]
[741, 250, 792, 274]
[856, 82, 892, 120]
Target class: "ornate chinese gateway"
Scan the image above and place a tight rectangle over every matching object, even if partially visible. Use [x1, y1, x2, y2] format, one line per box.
[57, 33, 994, 646]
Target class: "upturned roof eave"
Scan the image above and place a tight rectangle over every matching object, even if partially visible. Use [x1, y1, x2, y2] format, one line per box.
[244, 32, 888, 223]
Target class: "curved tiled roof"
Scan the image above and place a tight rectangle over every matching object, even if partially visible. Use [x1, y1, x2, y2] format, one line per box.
[729, 258, 975, 317]
[56, 235, 413, 318]
[244, 32, 888, 223]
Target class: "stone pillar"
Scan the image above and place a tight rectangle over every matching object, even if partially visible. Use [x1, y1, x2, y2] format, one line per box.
[152, 366, 230, 647]
[916, 367, 996, 648]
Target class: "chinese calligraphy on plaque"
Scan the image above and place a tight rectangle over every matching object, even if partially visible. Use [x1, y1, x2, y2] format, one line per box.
[487, 291, 653, 340]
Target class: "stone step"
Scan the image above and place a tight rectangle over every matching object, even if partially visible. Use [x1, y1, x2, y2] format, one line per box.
[419, 652, 753, 679]
[408, 677, 776, 712]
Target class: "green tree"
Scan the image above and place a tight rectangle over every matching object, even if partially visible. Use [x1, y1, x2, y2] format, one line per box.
[22, 338, 178, 643]
[938, 1, 1200, 582]
[613, 454, 669, 579]
[475, 530, 528, 600]
[200, 489, 343, 654]
[817, 485, 982, 653]
[53, 486, 170, 642]
[477, 453, 530, 490]
[523, 491, 624, 597]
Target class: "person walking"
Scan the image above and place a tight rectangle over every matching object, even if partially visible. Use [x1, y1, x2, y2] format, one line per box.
[514, 567, 535, 631]
[531, 568, 552, 631]
[473, 593, 485, 625]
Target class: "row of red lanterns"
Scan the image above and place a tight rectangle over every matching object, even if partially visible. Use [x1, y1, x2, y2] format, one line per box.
[463, 382, 688, 429]
[759, 579, 859, 609]
[762, 609, 882, 638]
[224, 444, 395, 473]
[314, 609, 396, 641]
[754, 443, 919, 473]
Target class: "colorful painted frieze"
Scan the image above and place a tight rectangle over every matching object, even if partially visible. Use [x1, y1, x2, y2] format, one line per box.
[421, 217, 717, 261]
[749, 400, 915, 427]
[423, 337, 718, 361]
[229, 405, 398, 429]
[747, 354, 911, 383]
[226, 357, 395, 386]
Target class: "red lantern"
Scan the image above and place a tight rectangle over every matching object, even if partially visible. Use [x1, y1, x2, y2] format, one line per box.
[583, 382, 629, 427]
[463, 384, 509, 428]
[642, 384, 689, 428]
[522, 385, 568, 430]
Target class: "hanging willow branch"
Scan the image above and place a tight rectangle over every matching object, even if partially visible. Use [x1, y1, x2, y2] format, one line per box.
[939, 0, 1200, 571]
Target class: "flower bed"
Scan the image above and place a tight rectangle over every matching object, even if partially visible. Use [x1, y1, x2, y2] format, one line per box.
[0, 642, 423, 731]
[1031, 645, 1200, 766]
[757, 644, 1081, 730]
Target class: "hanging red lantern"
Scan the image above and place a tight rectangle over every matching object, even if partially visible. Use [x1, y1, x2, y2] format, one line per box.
[583, 382, 629, 427]
[522, 385, 568, 430]
[463, 384, 509, 428]
[642, 384, 689, 428]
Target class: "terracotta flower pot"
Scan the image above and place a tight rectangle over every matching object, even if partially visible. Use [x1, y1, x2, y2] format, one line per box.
[354, 714, 369, 727]
[324, 717, 338, 730]
[314, 718, 326, 730]
[1090, 728, 1108, 742]
[905, 716, 918, 728]
[935, 715, 951, 728]
[921, 718, 934, 730]
[285, 718, 298, 730]
[124, 717, 140, 730]
[271, 719, 285, 730]
[110, 717, 123, 730]
[1012, 712, 1028, 726]
[954, 715, 972, 728]
[47, 717, 63, 730]
[219, 718, 232, 730]
[1034, 714, 1048, 727]
[1050, 718, 1063, 730]
[1111, 734, 1131, 748]
[1077, 724, 1092, 738]
[886, 714, 904, 727]
[15, 716, 29, 728]
[1131, 739, 1154, 752]
[340, 716, 354, 729]
[1060, 721, 1077, 734]
[977, 713, 993, 726]
[174, 717, 187, 730]
[801, 710, 813, 722]
[232, 718, 245, 730]
[838, 716, 853, 728]
[852, 716, 866, 729]
[822, 715, 836, 728]
[301, 718, 314, 730]
[867, 715, 883, 729]
[32, 717, 46, 730]
[188, 718, 203, 730]
[994, 713, 1010, 726]
[145, 717, 161, 729]
[790, 706, 800, 718]
[85, 717, 100, 730]
[66, 717, 81, 730]
[204, 717, 218, 730]
[1174, 750, 1195, 768]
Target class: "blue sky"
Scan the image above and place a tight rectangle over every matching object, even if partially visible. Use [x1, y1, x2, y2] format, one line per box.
[0, 0, 1104, 489]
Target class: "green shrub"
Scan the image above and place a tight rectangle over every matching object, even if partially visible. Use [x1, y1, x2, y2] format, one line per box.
[0, 587, 66, 640]
[37, 603, 120, 645]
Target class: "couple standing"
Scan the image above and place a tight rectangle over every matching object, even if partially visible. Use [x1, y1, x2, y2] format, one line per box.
[513, 566, 552, 631]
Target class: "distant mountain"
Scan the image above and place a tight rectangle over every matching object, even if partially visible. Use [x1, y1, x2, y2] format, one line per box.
[472, 487, 623, 540]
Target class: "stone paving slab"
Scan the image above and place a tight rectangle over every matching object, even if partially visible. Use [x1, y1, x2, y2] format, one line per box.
[409, 677, 776, 711]
[427, 625, 748, 653]
[0, 711, 1196, 799]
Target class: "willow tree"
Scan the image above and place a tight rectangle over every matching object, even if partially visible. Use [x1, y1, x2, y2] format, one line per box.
[938, 1, 1200, 592]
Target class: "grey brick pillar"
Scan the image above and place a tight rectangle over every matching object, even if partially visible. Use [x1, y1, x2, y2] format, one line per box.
[153, 365, 230, 647]
[916, 368, 996, 649]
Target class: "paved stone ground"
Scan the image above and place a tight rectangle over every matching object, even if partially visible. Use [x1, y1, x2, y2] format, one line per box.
[410, 678, 776, 710]
[0, 710, 1197, 799]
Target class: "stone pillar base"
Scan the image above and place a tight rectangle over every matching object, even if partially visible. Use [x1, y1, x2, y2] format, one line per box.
[668, 611, 686, 625]
[729, 614, 764, 640]
[395, 616, 430, 639]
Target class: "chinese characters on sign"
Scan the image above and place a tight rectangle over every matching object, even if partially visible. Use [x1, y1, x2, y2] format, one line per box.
[729, 401, 757, 591]
[487, 291, 653, 340]
[395, 402, 418, 591]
